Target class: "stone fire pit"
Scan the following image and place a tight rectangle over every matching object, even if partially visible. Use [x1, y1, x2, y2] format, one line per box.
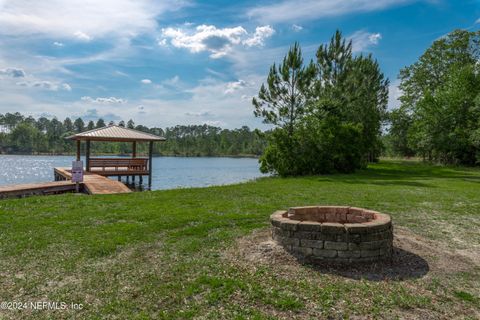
[270, 206, 393, 264]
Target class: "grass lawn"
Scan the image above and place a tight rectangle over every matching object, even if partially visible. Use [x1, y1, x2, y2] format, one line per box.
[0, 160, 479, 319]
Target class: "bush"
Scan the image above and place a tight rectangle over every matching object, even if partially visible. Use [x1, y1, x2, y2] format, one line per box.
[260, 117, 365, 176]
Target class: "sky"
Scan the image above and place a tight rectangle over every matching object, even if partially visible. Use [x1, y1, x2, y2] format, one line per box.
[0, 0, 479, 129]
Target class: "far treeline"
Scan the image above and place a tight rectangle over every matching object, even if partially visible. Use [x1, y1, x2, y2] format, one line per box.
[253, 29, 480, 176]
[0, 115, 266, 157]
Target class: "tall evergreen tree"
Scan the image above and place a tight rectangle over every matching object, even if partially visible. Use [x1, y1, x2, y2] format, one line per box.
[87, 120, 95, 130]
[253, 43, 316, 175]
[312, 30, 389, 161]
[253, 42, 315, 139]
[73, 118, 85, 133]
[63, 117, 74, 132]
[96, 118, 106, 128]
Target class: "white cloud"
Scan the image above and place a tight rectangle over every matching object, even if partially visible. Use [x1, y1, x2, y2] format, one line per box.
[204, 120, 223, 127]
[81, 96, 126, 104]
[248, 0, 416, 23]
[73, 31, 92, 42]
[162, 75, 180, 86]
[53, 41, 64, 47]
[292, 24, 303, 32]
[348, 30, 382, 52]
[115, 70, 128, 77]
[161, 24, 275, 58]
[158, 38, 168, 46]
[476, 18, 480, 24]
[243, 25, 275, 47]
[141, 79, 152, 84]
[162, 25, 247, 58]
[31, 81, 59, 91]
[15, 80, 70, 91]
[1, 66, 72, 91]
[185, 111, 212, 117]
[205, 68, 226, 79]
[0, 0, 187, 41]
[0, 67, 26, 78]
[77, 108, 122, 122]
[224, 80, 247, 94]
[388, 80, 402, 110]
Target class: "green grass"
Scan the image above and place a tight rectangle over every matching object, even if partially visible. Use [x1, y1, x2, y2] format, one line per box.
[0, 160, 479, 319]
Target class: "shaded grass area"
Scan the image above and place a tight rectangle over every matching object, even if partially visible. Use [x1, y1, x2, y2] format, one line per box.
[0, 160, 479, 319]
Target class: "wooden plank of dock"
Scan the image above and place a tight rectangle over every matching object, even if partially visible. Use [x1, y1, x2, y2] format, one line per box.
[54, 167, 132, 195]
[0, 181, 77, 199]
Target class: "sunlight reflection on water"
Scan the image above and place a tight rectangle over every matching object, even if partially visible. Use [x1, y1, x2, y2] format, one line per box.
[0, 155, 266, 190]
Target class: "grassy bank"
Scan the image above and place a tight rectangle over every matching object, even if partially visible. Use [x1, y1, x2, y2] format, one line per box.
[0, 160, 479, 319]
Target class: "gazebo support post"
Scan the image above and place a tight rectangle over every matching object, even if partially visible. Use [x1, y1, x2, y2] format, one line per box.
[86, 140, 91, 171]
[76, 140, 81, 161]
[148, 141, 153, 190]
[132, 141, 137, 184]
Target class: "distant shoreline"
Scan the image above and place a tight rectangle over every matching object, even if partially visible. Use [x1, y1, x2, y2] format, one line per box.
[0, 152, 260, 159]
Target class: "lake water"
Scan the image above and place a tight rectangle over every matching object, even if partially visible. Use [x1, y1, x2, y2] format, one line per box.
[0, 155, 266, 190]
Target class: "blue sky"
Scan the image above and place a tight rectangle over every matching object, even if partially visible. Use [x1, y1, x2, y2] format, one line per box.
[0, 0, 478, 129]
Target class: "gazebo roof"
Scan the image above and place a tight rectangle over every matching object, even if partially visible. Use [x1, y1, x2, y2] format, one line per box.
[66, 125, 166, 142]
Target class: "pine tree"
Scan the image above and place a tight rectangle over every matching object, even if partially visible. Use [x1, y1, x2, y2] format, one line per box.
[73, 118, 85, 133]
[87, 120, 95, 130]
[96, 118, 106, 128]
[253, 42, 315, 139]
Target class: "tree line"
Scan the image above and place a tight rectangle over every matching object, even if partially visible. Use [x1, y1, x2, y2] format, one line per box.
[0, 113, 266, 157]
[385, 29, 480, 165]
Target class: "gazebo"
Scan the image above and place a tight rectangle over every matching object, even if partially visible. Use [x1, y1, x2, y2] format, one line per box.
[66, 125, 165, 190]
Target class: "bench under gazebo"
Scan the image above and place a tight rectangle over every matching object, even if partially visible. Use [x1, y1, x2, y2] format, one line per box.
[65, 125, 165, 190]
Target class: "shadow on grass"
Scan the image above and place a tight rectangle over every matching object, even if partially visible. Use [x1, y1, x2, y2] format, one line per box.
[303, 247, 429, 282]
[339, 180, 434, 188]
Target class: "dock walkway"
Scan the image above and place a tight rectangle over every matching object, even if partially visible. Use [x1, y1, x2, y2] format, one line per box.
[0, 181, 77, 199]
[0, 169, 132, 199]
[54, 167, 132, 195]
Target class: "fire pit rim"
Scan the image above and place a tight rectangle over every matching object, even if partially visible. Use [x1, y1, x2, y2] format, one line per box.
[270, 205, 393, 264]
[270, 207, 391, 230]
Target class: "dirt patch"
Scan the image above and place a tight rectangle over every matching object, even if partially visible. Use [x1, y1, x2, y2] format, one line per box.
[226, 226, 477, 280]
[393, 226, 476, 274]
[223, 226, 480, 319]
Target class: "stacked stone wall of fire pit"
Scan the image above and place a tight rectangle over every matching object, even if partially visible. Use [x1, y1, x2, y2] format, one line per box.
[270, 206, 393, 264]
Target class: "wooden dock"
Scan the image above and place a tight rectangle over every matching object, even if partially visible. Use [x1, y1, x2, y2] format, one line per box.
[0, 168, 132, 199]
[0, 181, 78, 199]
[54, 167, 132, 195]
